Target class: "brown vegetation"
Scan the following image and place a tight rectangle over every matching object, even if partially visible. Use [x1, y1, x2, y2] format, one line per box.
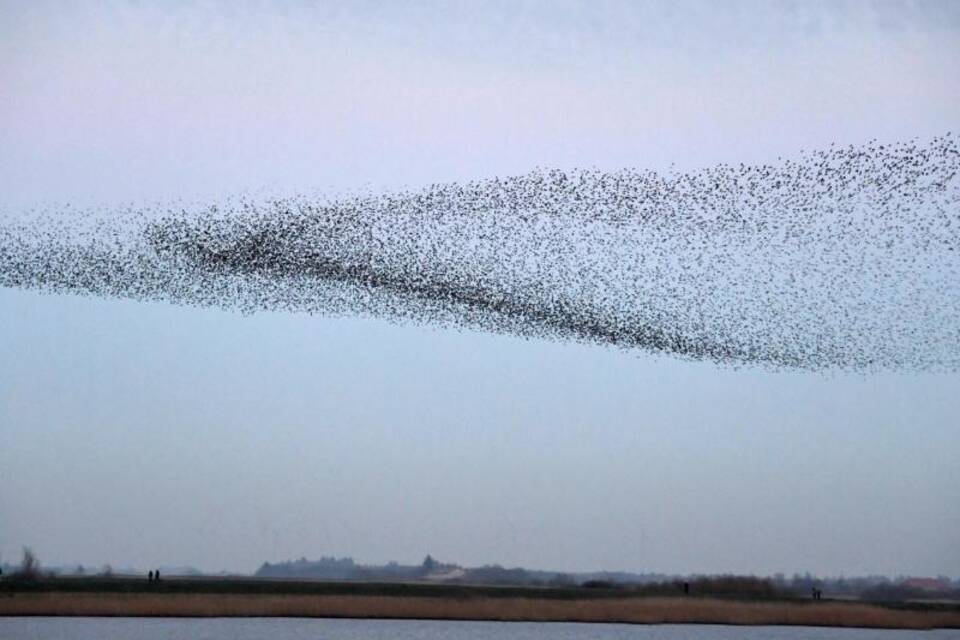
[1, 592, 958, 629]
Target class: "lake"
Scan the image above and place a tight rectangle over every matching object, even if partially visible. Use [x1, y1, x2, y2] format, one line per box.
[2, 618, 959, 639]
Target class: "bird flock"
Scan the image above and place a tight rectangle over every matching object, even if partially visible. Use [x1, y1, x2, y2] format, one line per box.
[1, 134, 958, 370]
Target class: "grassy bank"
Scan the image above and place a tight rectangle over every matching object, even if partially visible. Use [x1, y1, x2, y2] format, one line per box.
[1, 579, 958, 629]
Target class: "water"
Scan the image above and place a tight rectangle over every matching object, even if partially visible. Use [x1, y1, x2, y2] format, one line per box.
[1, 618, 958, 640]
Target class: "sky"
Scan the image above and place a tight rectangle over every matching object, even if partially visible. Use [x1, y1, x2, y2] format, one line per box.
[1, 0, 959, 577]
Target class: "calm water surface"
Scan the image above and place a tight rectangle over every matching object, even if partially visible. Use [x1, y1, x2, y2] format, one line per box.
[2, 618, 959, 640]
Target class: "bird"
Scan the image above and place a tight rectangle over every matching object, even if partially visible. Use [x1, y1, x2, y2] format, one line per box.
[0, 133, 958, 371]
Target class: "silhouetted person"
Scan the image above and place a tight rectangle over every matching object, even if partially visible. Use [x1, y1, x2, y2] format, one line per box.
[683, 582, 689, 595]
[155, 569, 160, 582]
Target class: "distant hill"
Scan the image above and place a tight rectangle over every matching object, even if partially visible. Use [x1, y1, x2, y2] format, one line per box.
[254, 554, 672, 587]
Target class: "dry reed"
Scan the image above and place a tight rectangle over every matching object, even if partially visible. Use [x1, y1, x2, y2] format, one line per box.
[1, 593, 958, 629]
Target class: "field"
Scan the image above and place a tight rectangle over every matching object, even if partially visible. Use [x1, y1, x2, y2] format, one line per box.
[2, 578, 959, 629]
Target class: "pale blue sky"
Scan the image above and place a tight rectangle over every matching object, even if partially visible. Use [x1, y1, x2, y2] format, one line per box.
[1, 1, 958, 576]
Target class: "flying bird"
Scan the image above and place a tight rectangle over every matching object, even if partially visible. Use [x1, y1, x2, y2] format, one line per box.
[1, 134, 958, 371]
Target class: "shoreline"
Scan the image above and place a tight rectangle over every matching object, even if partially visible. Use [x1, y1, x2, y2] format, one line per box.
[2, 592, 959, 629]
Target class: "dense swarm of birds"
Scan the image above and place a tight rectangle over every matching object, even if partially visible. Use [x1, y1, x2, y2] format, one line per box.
[1, 134, 958, 370]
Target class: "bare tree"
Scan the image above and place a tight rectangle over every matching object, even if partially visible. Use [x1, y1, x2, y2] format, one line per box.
[15, 547, 40, 581]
